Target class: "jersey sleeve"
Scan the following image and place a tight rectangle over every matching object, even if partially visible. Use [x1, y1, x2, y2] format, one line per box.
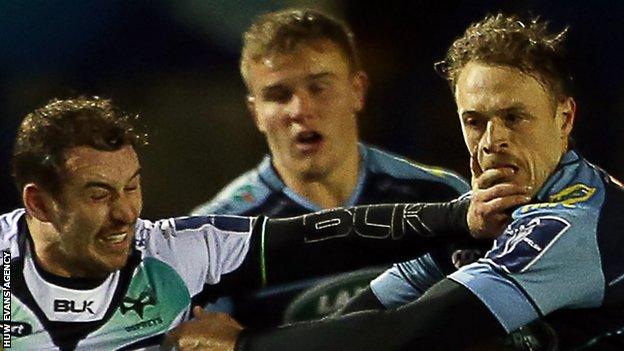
[135, 215, 254, 297]
[368, 195, 471, 309]
[370, 253, 446, 308]
[448, 203, 604, 332]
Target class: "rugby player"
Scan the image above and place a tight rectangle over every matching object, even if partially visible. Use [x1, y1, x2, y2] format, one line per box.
[4, 97, 502, 350]
[191, 8, 473, 327]
[166, 13, 624, 351]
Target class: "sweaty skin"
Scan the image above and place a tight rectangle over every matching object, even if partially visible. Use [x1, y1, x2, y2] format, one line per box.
[26, 145, 142, 278]
[246, 39, 368, 208]
[459, 62, 575, 238]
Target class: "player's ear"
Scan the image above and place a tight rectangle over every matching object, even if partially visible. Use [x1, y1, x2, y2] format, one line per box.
[557, 97, 576, 136]
[23, 183, 54, 222]
[247, 95, 266, 133]
[351, 70, 369, 112]
[556, 97, 576, 150]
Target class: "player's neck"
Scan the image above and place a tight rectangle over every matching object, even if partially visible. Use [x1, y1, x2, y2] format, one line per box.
[280, 150, 361, 209]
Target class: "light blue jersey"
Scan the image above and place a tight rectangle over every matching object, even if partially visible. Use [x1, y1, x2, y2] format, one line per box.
[450, 151, 623, 331]
[373, 150, 624, 348]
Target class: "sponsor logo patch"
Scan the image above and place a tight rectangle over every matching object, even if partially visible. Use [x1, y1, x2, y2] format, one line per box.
[124, 316, 163, 333]
[233, 185, 256, 204]
[53, 299, 95, 315]
[520, 184, 596, 213]
[486, 216, 570, 273]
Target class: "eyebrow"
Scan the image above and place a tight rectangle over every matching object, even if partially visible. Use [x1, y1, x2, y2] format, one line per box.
[259, 72, 337, 95]
[461, 104, 528, 118]
[84, 168, 141, 190]
[307, 72, 337, 81]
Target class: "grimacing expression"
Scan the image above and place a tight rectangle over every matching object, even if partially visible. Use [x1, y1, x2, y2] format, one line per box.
[455, 62, 575, 194]
[246, 39, 367, 180]
[46, 145, 142, 276]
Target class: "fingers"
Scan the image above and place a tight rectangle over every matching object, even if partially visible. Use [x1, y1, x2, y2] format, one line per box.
[482, 194, 532, 214]
[470, 154, 483, 188]
[192, 305, 205, 318]
[451, 249, 483, 268]
[474, 183, 532, 203]
[162, 326, 181, 351]
[471, 193, 531, 227]
[475, 167, 517, 189]
[178, 338, 202, 350]
[468, 183, 532, 238]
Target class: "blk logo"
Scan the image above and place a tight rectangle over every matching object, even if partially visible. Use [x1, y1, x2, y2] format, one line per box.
[53, 299, 95, 314]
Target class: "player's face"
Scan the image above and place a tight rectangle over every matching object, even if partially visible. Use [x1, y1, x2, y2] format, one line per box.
[246, 39, 366, 180]
[455, 62, 574, 194]
[47, 145, 142, 277]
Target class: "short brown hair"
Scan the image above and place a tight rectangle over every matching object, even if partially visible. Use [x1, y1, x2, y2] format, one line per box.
[437, 14, 572, 100]
[240, 8, 360, 87]
[11, 97, 146, 195]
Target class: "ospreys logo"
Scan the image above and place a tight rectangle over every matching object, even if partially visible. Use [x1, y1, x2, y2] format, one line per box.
[121, 288, 157, 318]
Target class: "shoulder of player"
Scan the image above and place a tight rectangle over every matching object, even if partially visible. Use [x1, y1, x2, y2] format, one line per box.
[505, 182, 607, 253]
[364, 145, 469, 193]
[1, 208, 24, 251]
[514, 157, 609, 220]
[191, 168, 273, 215]
[134, 215, 254, 248]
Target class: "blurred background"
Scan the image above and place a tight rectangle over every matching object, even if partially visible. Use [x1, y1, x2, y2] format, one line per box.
[1, 0, 623, 218]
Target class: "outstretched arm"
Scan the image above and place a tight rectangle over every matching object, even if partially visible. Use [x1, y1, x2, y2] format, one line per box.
[208, 199, 473, 297]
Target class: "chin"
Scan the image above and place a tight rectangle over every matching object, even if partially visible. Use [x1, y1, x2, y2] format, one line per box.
[99, 256, 130, 275]
[93, 250, 132, 275]
[300, 166, 329, 181]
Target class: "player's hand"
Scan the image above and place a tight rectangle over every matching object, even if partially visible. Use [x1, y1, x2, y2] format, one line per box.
[451, 249, 484, 268]
[162, 306, 243, 351]
[467, 155, 532, 239]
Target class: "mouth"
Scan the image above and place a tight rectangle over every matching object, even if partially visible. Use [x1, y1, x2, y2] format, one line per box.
[478, 158, 523, 187]
[484, 163, 519, 173]
[293, 130, 324, 153]
[97, 231, 131, 250]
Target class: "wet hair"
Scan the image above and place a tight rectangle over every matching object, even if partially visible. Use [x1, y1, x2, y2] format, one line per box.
[437, 13, 573, 100]
[11, 96, 147, 196]
[240, 8, 360, 87]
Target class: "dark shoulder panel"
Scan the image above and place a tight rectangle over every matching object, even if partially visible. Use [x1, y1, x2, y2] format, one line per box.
[365, 146, 469, 197]
[596, 173, 624, 305]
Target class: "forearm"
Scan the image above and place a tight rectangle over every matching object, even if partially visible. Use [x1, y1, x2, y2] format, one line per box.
[258, 200, 471, 285]
[235, 279, 506, 351]
[210, 200, 471, 296]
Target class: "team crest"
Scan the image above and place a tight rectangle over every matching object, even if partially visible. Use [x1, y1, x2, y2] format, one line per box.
[485, 215, 570, 273]
[121, 288, 157, 318]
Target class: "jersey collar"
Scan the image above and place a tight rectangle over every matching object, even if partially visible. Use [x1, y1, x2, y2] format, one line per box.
[258, 143, 369, 211]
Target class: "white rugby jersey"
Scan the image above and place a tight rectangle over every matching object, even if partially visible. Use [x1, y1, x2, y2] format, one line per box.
[3, 209, 255, 350]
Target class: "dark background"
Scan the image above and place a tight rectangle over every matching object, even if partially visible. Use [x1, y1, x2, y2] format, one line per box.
[1, 0, 622, 219]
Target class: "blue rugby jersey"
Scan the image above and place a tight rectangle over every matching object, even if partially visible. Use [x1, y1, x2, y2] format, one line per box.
[192, 143, 469, 327]
[446, 150, 624, 349]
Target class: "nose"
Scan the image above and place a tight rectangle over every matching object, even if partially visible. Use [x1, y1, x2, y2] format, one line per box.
[481, 118, 510, 154]
[284, 91, 312, 120]
[110, 193, 138, 225]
